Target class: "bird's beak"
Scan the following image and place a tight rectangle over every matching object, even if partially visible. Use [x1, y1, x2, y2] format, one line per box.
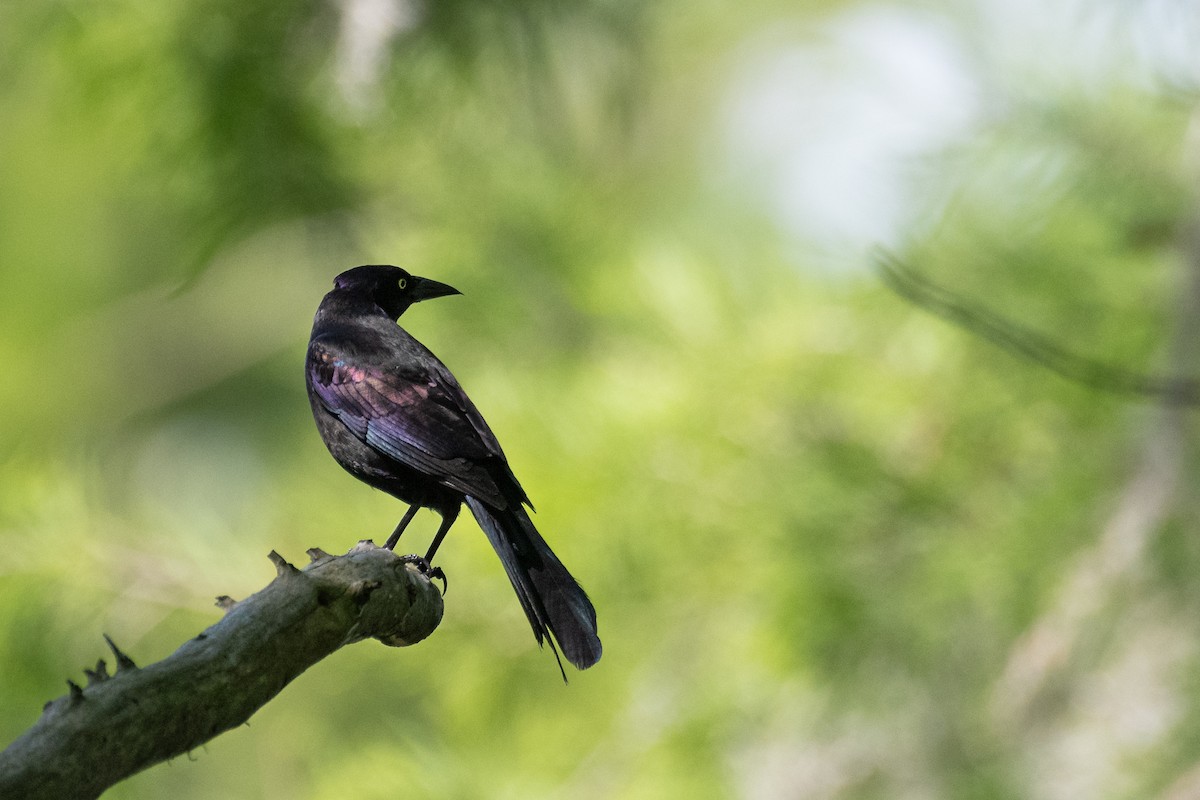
[408, 276, 462, 303]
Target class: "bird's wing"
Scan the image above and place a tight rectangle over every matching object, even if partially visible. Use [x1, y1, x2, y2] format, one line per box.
[307, 337, 509, 507]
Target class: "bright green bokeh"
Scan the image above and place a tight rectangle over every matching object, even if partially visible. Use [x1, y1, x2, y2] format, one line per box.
[3, 1, 1200, 798]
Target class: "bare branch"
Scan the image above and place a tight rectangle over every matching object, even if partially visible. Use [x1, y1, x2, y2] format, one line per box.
[875, 250, 1200, 405]
[0, 541, 443, 800]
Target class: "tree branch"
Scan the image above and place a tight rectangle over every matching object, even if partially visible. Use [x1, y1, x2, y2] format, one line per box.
[0, 541, 443, 800]
[987, 109, 1200, 737]
[874, 249, 1200, 405]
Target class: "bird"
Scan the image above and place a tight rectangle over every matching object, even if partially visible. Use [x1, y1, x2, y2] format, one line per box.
[305, 264, 602, 675]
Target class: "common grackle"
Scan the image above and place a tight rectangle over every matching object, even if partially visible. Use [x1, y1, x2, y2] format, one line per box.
[306, 265, 601, 674]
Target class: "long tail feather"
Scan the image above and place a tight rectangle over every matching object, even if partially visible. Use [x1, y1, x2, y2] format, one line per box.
[465, 496, 602, 672]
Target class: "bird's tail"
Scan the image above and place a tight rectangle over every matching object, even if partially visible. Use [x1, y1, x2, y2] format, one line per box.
[465, 496, 602, 675]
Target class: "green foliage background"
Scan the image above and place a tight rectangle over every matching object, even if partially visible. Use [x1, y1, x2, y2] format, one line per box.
[3, 1, 1200, 797]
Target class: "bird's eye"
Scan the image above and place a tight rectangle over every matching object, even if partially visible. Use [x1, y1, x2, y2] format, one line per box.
[398, 278, 408, 290]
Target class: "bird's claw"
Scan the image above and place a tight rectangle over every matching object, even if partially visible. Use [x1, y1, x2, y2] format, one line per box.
[429, 566, 447, 595]
[398, 554, 448, 595]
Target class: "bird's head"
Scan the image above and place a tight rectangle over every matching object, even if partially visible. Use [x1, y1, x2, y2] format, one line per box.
[333, 264, 462, 319]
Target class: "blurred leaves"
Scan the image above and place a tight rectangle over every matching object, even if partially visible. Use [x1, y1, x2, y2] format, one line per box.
[3, 1, 1200, 799]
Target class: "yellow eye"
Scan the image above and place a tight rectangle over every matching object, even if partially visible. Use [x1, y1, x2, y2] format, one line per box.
[398, 278, 408, 290]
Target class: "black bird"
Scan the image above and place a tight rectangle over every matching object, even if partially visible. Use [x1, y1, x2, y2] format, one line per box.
[306, 265, 602, 673]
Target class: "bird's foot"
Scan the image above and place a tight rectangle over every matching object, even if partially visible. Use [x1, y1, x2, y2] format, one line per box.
[428, 566, 447, 595]
[397, 554, 448, 595]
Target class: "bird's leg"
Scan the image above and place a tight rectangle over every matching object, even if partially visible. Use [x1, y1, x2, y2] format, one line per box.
[384, 504, 421, 551]
[410, 506, 459, 595]
[391, 506, 456, 594]
[424, 505, 460, 563]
